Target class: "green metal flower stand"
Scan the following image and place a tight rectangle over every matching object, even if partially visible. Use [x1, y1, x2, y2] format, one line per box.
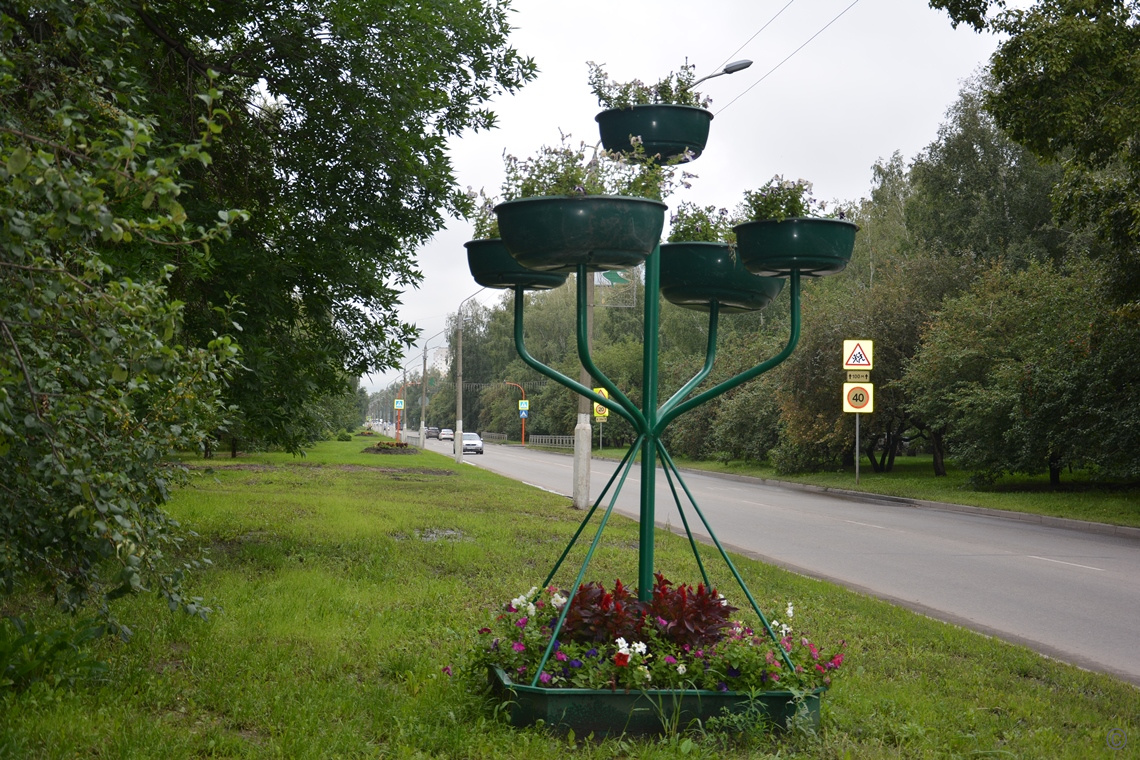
[466, 110, 855, 735]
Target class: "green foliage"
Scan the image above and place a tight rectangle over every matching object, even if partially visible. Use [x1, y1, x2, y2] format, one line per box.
[737, 175, 833, 222]
[500, 133, 690, 203]
[667, 201, 736, 243]
[0, 617, 107, 692]
[1, 0, 240, 619]
[587, 60, 711, 110]
[25, 0, 538, 452]
[901, 260, 1139, 484]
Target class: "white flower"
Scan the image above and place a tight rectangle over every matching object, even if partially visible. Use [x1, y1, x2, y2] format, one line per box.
[639, 665, 651, 682]
[526, 603, 536, 617]
[550, 593, 567, 608]
[631, 641, 647, 655]
[615, 637, 629, 654]
[676, 663, 687, 675]
[786, 602, 794, 619]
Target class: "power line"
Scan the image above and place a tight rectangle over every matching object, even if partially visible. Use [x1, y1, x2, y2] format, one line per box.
[716, 0, 864, 116]
[713, 0, 799, 73]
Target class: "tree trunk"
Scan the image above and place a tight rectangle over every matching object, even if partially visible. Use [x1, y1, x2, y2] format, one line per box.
[931, 429, 947, 476]
[1049, 454, 1062, 487]
[231, 435, 238, 459]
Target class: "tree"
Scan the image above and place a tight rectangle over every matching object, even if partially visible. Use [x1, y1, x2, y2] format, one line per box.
[1, 0, 240, 622]
[931, 0, 1140, 301]
[100, 0, 536, 450]
[902, 261, 1112, 486]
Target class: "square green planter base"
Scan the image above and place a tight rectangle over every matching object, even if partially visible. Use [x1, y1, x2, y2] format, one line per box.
[490, 666, 822, 737]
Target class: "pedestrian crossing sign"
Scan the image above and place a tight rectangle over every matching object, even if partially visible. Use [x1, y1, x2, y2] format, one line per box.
[842, 340, 873, 370]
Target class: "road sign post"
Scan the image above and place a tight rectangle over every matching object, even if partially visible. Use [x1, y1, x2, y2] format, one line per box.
[842, 340, 874, 485]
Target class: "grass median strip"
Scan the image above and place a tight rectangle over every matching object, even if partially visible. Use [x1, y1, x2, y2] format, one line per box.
[2, 439, 1136, 758]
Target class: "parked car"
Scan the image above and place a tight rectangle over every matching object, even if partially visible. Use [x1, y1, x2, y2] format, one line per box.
[425, 426, 440, 439]
[462, 432, 483, 455]
[439, 428, 454, 441]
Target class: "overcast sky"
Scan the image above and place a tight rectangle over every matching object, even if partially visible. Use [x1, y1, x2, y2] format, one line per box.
[366, 0, 1003, 392]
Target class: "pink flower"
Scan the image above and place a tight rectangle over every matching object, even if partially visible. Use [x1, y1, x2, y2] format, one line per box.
[441, 665, 452, 677]
[555, 651, 568, 662]
[539, 673, 552, 684]
[478, 627, 491, 634]
[664, 655, 677, 665]
[512, 641, 526, 652]
[515, 617, 528, 628]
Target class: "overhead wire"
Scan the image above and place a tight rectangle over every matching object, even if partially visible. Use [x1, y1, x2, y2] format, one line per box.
[713, 0, 799, 72]
[715, 0, 864, 116]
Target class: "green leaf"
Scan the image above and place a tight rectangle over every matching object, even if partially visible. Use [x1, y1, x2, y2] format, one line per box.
[7, 146, 31, 175]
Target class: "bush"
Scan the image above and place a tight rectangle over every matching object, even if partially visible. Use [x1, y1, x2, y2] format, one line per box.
[0, 617, 108, 692]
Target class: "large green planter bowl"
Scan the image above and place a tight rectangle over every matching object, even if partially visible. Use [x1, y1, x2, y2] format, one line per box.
[495, 195, 667, 272]
[734, 218, 858, 277]
[595, 104, 713, 161]
[490, 666, 822, 737]
[465, 239, 568, 290]
[659, 242, 784, 312]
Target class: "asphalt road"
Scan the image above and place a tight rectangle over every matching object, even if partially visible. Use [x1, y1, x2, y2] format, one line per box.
[429, 439, 1140, 686]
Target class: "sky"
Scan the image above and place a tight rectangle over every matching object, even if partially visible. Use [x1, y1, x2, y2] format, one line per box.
[365, 0, 1004, 393]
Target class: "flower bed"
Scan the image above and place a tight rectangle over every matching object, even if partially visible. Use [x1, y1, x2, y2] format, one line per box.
[362, 442, 416, 455]
[473, 575, 843, 734]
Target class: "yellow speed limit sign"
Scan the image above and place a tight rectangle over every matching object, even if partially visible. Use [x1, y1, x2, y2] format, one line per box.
[592, 387, 609, 420]
[842, 383, 874, 413]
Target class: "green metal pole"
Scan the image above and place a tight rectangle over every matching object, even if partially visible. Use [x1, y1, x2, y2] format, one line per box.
[512, 286, 639, 427]
[638, 245, 662, 601]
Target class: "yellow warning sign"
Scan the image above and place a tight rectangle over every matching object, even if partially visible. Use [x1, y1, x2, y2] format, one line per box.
[842, 340, 873, 370]
[593, 387, 609, 419]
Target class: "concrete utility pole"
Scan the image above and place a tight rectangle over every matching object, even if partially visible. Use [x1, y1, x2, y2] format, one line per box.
[419, 349, 428, 449]
[573, 272, 594, 509]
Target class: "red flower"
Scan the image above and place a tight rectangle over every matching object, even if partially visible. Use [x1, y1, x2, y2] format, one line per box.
[614, 652, 630, 667]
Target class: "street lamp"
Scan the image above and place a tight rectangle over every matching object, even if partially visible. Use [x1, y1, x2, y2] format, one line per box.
[454, 288, 485, 463]
[692, 59, 753, 87]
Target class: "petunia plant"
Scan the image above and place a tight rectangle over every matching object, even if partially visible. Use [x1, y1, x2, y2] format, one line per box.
[472, 574, 845, 693]
[587, 60, 712, 110]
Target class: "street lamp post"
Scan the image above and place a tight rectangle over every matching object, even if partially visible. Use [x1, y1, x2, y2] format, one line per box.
[691, 59, 753, 87]
[505, 381, 527, 446]
[455, 289, 485, 464]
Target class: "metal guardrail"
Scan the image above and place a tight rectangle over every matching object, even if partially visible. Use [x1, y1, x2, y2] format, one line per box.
[528, 434, 575, 449]
[482, 432, 507, 443]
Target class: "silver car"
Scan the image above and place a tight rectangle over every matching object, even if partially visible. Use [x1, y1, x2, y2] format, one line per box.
[462, 432, 483, 455]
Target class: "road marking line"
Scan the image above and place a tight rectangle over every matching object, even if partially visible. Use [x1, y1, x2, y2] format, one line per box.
[1028, 555, 1105, 572]
[844, 520, 888, 530]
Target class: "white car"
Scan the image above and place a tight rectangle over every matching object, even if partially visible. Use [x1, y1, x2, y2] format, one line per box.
[439, 428, 454, 441]
[462, 432, 483, 455]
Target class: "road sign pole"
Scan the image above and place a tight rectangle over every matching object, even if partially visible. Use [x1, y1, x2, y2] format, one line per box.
[855, 412, 860, 485]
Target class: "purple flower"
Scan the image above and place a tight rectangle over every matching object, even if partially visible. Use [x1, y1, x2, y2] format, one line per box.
[569, 659, 583, 668]
[441, 665, 452, 677]
[516, 617, 528, 628]
[586, 648, 598, 658]
[717, 682, 728, 692]
[539, 673, 552, 684]
[512, 641, 526, 653]
[727, 666, 741, 678]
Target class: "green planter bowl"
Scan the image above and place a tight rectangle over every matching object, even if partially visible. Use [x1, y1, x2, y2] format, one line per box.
[495, 195, 667, 273]
[465, 239, 568, 290]
[596, 105, 713, 161]
[660, 242, 784, 313]
[734, 218, 858, 277]
[490, 666, 822, 737]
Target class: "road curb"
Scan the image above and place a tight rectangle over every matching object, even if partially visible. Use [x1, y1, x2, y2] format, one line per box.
[494, 444, 1140, 541]
[668, 465, 1140, 541]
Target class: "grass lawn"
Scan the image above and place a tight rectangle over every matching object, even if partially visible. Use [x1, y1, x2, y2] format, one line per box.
[2, 438, 1137, 758]
[588, 447, 1140, 529]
